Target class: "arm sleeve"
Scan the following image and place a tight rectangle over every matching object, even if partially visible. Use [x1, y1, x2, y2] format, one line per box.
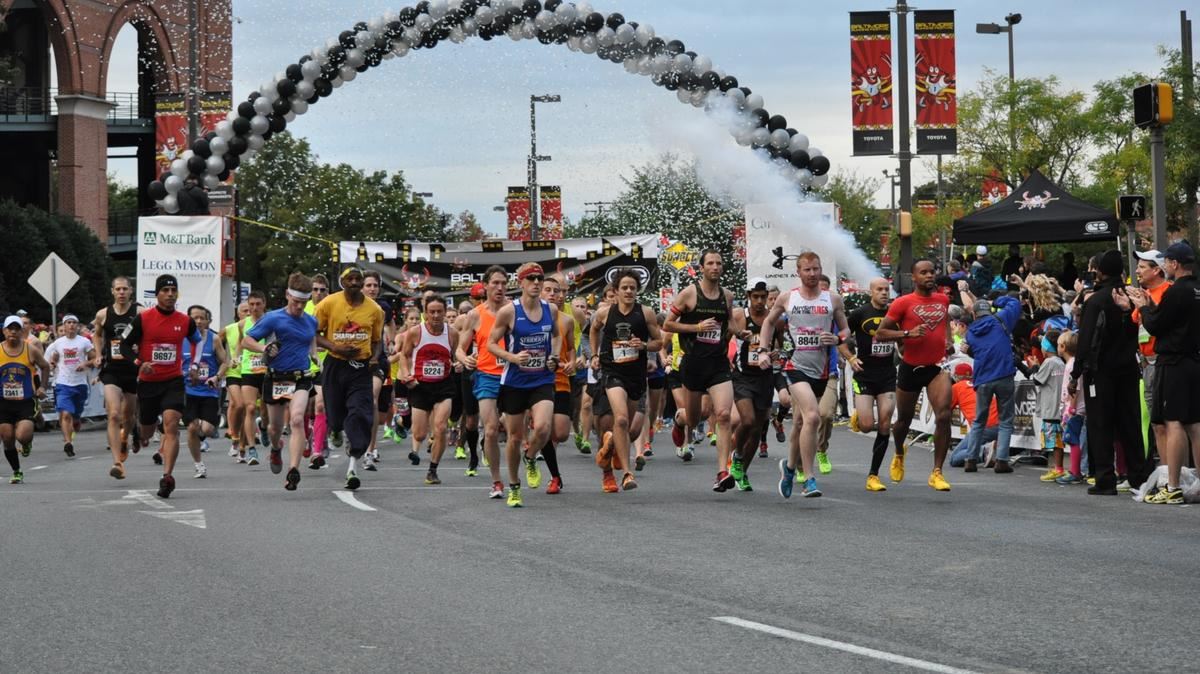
[124, 314, 144, 356]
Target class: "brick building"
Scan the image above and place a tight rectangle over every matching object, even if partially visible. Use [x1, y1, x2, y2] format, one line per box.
[0, 0, 231, 245]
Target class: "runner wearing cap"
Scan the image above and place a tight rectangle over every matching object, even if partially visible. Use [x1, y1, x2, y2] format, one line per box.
[234, 291, 268, 466]
[182, 305, 227, 480]
[1, 315, 50, 483]
[397, 294, 458, 486]
[122, 274, 203, 496]
[456, 266, 512, 499]
[92, 276, 141, 468]
[728, 277, 776, 492]
[243, 273, 319, 491]
[44, 314, 98, 458]
[841, 278, 899, 492]
[315, 267, 385, 491]
[487, 262, 563, 507]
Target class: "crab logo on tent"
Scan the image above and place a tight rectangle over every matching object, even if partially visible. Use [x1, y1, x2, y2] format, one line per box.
[1016, 191, 1061, 210]
[1085, 221, 1111, 235]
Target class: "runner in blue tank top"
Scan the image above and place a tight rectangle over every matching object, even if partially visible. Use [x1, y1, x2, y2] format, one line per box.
[487, 263, 563, 508]
[182, 305, 228, 480]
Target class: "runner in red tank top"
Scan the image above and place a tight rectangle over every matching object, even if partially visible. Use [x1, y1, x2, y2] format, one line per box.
[398, 295, 458, 486]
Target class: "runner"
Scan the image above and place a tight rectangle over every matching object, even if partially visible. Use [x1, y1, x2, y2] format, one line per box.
[183, 305, 228, 480]
[453, 294, 483, 474]
[874, 259, 955, 491]
[729, 278, 775, 492]
[664, 249, 740, 492]
[305, 276, 330, 469]
[570, 295, 593, 454]
[389, 305, 420, 465]
[456, 266, 512, 499]
[590, 268, 663, 493]
[362, 270, 397, 471]
[315, 267, 386, 491]
[244, 273, 319, 491]
[235, 291, 268, 465]
[123, 274, 203, 496]
[44, 314, 98, 458]
[637, 313, 668, 468]
[487, 262, 562, 508]
[397, 294, 458, 486]
[541, 273, 576, 494]
[221, 302, 250, 462]
[840, 277, 898, 492]
[1, 315, 50, 483]
[767, 285, 792, 448]
[92, 276, 141, 471]
[759, 253, 849, 498]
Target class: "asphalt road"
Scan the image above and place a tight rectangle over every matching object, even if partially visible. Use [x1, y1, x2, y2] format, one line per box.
[1, 422, 1195, 673]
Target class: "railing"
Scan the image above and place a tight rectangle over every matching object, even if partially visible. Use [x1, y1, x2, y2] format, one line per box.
[107, 208, 156, 248]
[0, 87, 150, 125]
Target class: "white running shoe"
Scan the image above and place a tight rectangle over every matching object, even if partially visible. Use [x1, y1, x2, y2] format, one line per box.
[228, 446, 238, 458]
[193, 462, 207, 479]
[200, 439, 210, 453]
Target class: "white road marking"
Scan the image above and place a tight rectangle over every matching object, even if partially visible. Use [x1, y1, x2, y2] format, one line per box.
[123, 489, 173, 510]
[30, 465, 48, 471]
[79, 456, 95, 461]
[334, 490, 377, 512]
[141, 509, 207, 529]
[711, 617, 982, 674]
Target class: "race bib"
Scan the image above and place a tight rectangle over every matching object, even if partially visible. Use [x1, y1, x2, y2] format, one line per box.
[151, 343, 177, 364]
[2, 381, 23, 400]
[196, 363, 210, 379]
[421, 361, 446, 380]
[748, 350, 763, 367]
[794, 334, 821, 349]
[696, 328, 722, 344]
[271, 380, 296, 400]
[109, 340, 122, 359]
[612, 342, 639, 364]
[249, 353, 267, 374]
[871, 341, 895, 357]
[521, 352, 547, 372]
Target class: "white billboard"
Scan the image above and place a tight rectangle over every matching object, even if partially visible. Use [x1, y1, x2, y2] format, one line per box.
[137, 216, 225, 327]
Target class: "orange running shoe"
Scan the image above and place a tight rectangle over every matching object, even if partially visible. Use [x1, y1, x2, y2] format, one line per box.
[595, 431, 613, 469]
[601, 470, 619, 493]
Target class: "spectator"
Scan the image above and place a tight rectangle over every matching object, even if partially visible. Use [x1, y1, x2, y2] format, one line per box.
[963, 295, 1022, 472]
[1069, 250, 1151, 495]
[1002, 244, 1024, 281]
[1131, 249, 1171, 460]
[948, 259, 967, 282]
[176, 176, 211, 216]
[1031, 329, 1067, 481]
[948, 362, 1000, 468]
[1058, 252, 1078, 290]
[970, 246, 994, 296]
[1056, 331, 1086, 484]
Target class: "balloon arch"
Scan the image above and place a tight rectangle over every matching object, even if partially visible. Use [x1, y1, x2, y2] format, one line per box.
[147, 0, 832, 212]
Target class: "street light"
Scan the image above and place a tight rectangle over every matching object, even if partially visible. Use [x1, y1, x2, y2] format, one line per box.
[529, 94, 561, 240]
[977, 13, 1022, 167]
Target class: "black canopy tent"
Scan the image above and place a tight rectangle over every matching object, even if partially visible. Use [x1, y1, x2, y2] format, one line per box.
[952, 169, 1119, 245]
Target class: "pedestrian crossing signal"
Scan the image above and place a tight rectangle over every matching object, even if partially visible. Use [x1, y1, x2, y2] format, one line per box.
[1133, 82, 1173, 129]
[1116, 195, 1146, 221]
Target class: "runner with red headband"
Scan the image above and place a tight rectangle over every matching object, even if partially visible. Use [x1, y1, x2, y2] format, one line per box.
[456, 266, 512, 499]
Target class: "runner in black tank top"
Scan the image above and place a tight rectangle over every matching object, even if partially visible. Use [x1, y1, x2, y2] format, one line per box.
[92, 276, 140, 477]
[729, 278, 777, 492]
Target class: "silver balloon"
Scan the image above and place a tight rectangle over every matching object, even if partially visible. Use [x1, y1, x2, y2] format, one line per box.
[672, 54, 692, 73]
[215, 120, 235, 141]
[789, 133, 810, 152]
[162, 195, 180, 214]
[637, 55, 653, 76]
[746, 93, 764, 111]
[794, 168, 814, 186]
[576, 1, 593, 16]
[182, 149, 194, 160]
[369, 16, 386, 33]
[475, 6, 495, 24]
[428, 0, 448, 19]
[249, 115, 269, 135]
[676, 89, 692, 104]
[393, 40, 411, 57]
[225, 110, 240, 124]
[449, 26, 466, 43]
[329, 76, 344, 89]
[253, 96, 273, 116]
[345, 48, 365, 69]
[595, 26, 615, 47]
[296, 80, 315, 100]
[554, 3, 577, 24]
[690, 89, 707, 107]
[811, 174, 829, 188]
[751, 127, 771, 147]
[650, 54, 672, 75]
[284, 111, 296, 123]
[808, 146, 824, 158]
[566, 36, 581, 51]
[521, 21, 538, 39]
[209, 136, 229, 156]
[164, 175, 183, 193]
[726, 88, 746, 108]
[260, 84, 279, 103]
[301, 60, 322, 81]
[355, 31, 373, 48]
[770, 129, 791, 149]
[534, 10, 556, 31]
[415, 14, 433, 31]
[404, 27, 422, 44]
[623, 58, 640, 74]
[205, 155, 225, 175]
[615, 23, 635, 44]
[247, 134, 265, 152]
[735, 128, 754, 146]
[170, 160, 188, 179]
[461, 18, 478, 35]
[339, 65, 358, 82]
[635, 23, 655, 46]
[580, 35, 597, 53]
[691, 55, 713, 75]
[203, 174, 220, 190]
[290, 98, 308, 115]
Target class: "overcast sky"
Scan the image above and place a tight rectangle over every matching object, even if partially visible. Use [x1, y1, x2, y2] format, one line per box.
[102, 0, 1192, 236]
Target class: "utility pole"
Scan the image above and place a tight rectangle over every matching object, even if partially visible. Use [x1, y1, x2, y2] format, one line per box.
[894, 1, 914, 293]
[1182, 11, 1197, 243]
[187, 0, 200, 143]
[528, 94, 560, 240]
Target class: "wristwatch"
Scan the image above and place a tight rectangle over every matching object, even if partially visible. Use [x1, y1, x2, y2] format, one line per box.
[903, 330, 910, 339]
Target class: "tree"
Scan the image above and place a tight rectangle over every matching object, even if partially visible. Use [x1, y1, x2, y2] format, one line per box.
[444, 210, 486, 242]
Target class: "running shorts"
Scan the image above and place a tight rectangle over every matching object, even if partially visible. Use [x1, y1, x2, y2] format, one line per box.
[733, 371, 774, 413]
[784, 370, 828, 400]
[99, 367, 138, 395]
[184, 395, 221, 426]
[138, 377, 186, 425]
[897, 362, 944, 393]
[499, 383, 555, 416]
[409, 380, 456, 412]
[680, 353, 731, 393]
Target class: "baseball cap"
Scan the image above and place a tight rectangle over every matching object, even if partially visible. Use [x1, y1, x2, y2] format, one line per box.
[1163, 241, 1196, 264]
[953, 362, 973, 377]
[973, 299, 992, 316]
[975, 245, 988, 256]
[3, 315, 22, 329]
[1135, 249, 1164, 266]
[746, 276, 769, 292]
[62, 314, 79, 323]
[155, 274, 179, 292]
[16, 309, 28, 317]
[469, 282, 486, 299]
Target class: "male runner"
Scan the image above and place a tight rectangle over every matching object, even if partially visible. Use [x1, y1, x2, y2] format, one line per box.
[222, 302, 250, 462]
[452, 296, 482, 474]
[1, 315, 50, 483]
[123, 274, 203, 496]
[45, 314, 98, 457]
[456, 266, 511, 499]
[235, 291, 268, 465]
[541, 273, 576, 494]
[759, 253, 849, 499]
[305, 276, 331, 469]
[244, 273, 318, 491]
[397, 294, 458, 486]
[487, 263, 562, 507]
[840, 277, 898, 492]
[92, 276, 140, 470]
[664, 249, 740, 492]
[729, 278, 775, 492]
[875, 259, 955, 491]
[183, 305, 228, 479]
[590, 268, 663, 492]
[315, 267, 385, 490]
[362, 270, 396, 470]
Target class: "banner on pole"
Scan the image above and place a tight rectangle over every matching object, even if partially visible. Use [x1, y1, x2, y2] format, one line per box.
[154, 94, 186, 178]
[338, 235, 660, 302]
[137, 216, 226, 327]
[914, 10, 958, 155]
[745, 203, 840, 285]
[850, 11, 895, 156]
[506, 187, 532, 241]
[540, 186, 564, 240]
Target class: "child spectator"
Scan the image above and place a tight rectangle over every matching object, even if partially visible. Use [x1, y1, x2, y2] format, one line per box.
[1031, 329, 1066, 481]
[1057, 331, 1086, 484]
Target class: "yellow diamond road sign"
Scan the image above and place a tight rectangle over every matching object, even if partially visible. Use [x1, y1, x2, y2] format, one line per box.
[662, 242, 697, 271]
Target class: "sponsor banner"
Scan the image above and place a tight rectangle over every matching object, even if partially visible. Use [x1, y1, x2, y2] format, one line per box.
[745, 202, 839, 285]
[154, 94, 187, 178]
[914, 10, 957, 155]
[507, 186, 531, 241]
[137, 216, 226, 327]
[659, 287, 675, 313]
[338, 235, 660, 301]
[979, 171, 1009, 208]
[850, 11, 894, 156]
[907, 360, 1042, 449]
[540, 185, 564, 240]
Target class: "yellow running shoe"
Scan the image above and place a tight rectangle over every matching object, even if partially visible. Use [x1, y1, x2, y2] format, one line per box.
[865, 474, 887, 492]
[506, 484, 523, 508]
[928, 468, 951, 491]
[1040, 468, 1065, 482]
[890, 450, 906, 483]
[524, 455, 542, 489]
[849, 410, 860, 433]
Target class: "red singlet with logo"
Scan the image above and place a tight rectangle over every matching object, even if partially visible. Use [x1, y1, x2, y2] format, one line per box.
[885, 292, 950, 367]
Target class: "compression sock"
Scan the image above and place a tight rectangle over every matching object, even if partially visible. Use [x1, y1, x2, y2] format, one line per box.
[542, 440, 560, 478]
[4, 446, 19, 471]
[869, 433, 890, 476]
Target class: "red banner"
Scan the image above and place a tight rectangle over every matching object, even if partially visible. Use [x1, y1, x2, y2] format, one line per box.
[507, 186, 531, 241]
[154, 94, 187, 178]
[850, 11, 894, 156]
[914, 10, 957, 154]
[980, 170, 1008, 208]
[540, 185, 564, 240]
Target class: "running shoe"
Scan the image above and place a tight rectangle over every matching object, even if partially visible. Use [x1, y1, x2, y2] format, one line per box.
[524, 455, 542, 489]
[644, 448, 654, 458]
[1055, 473, 1083, 485]
[193, 463, 207, 479]
[157, 474, 176, 498]
[200, 439, 210, 453]
[1086, 476, 1096, 486]
[601, 471, 619, 493]
[773, 418, 786, 443]
[1145, 486, 1183, 505]
[708, 432, 717, 446]
[269, 448, 283, 474]
[330, 431, 344, 448]
[257, 418, 269, 448]
[285, 467, 301, 491]
[672, 423, 685, 449]
[635, 455, 646, 472]
[778, 459, 795, 499]
[489, 481, 504, 499]
[594, 431, 613, 470]
[364, 454, 378, 472]
[574, 433, 584, 451]
[481, 453, 490, 468]
[676, 444, 694, 462]
[424, 469, 441, 485]
[713, 470, 735, 493]
[795, 470, 807, 484]
[64, 442, 75, 458]
[928, 468, 951, 492]
[109, 463, 125, 480]
[465, 468, 478, 477]
[236, 452, 248, 464]
[397, 425, 408, 440]
[407, 450, 420, 466]
[345, 471, 361, 491]
[546, 476, 562, 494]
[802, 477, 822, 498]
[758, 442, 768, 459]
[247, 448, 260, 466]
[816, 451, 832, 475]
[1040, 468, 1065, 482]
[152, 451, 163, 465]
[10, 470, 24, 484]
[890, 450, 905, 483]
[1116, 479, 1131, 493]
[849, 410, 860, 433]
[454, 446, 467, 460]
[382, 426, 397, 442]
[732, 462, 753, 492]
[20, 442, 31, 458]
[622, 473, 638, 491]
[506, 484, 523, 508]
[729, 457, 746, 483]
[578, 439, 591, 455]
[309, 454, 325, 470]
[228, 446, 238, 458]
[865, 474, 887, 492]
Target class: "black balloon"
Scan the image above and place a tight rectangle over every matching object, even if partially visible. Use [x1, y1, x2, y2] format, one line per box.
[192, 139, 212, 158]
[268, 114, 286, 133]
[223, 153, 240, 171]
[356, 63, 370, 73]
[353, 21, 368, 32]
[299, 55, 312, 65]
[366, 50, 384, 67]
[522, 0, 541, 18]
[584, 12, 604, 32]
[646, 37, 665, 55]
[286, 64, 303, 82]
[685, 50, 697, 60]
[606, 12, 624, 29]
[479, 26, 495, 40]
[809, 156, 830, 176]
[543, 0, 560, 10]
[327, 45, 346, 65]
[227, 136, 248, 156]
[386, 20, 403, 38]
[217, 169, 231, 182]
[789, 150, 810, 169]
[399, 7, 417, 25]
[461, 0, 480, 12]
[339, 30, 356, 48]
[159, 172, 171, 184]
[276, 79, 297, 99]
[538, 31, 554, 44]
[699, 72, 720, 91]
[204, 131, 217, 142]
[786, 127, 798, 136]
[569, 19, 587, 36]
[148, 180, 167, 201]
[314, 78, 333, 97]
[187, 155, 207, 175]
[272, 98, 291, 117]
[768, 115, 787, 132]
[306, 94, 320, 105]
[415, 1, 430, 14]
[232, 117, 251, 136]
[717, 75, 737, 92]
[248, 91, 261, 101]
[661, 72, 680, 91]
[666, 40, 685, 55]
[237, 101, 256, 119]
[751, 108, 769, 127]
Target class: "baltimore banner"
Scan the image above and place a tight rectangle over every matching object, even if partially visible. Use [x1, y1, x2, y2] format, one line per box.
[337, 235, 660, 304]
[914, 10, 957, 154]
[850, 11, 894, 156]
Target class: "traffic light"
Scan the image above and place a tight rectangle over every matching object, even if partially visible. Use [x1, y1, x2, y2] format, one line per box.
[1133, 82, 1174, 129]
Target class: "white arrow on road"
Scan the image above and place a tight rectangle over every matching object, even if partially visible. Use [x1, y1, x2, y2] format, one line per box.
[140, 509, 207, 529]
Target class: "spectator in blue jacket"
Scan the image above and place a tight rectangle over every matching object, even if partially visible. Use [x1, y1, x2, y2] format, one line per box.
[963, 294, 1022, 472]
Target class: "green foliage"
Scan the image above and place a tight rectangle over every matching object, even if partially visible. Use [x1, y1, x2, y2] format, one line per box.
[0, 200, 114, 323]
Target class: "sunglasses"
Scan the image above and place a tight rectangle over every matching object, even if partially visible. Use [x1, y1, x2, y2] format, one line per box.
[312, 287, 328, 292]
[524, 274, 544, 282]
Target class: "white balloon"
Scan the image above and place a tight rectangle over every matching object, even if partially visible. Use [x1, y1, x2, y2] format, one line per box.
[170, 159, 188, 178]
[672, 54, 692, 73]
[215, 120, 234, 140]
[691, 89, 708, 107]
[623, 58, 640, 73]
[580, 35, 597, 53]
[521, 21, 538, 39]
[284, 111, 296, 123]
[162, 195, 179, 214]
[247, 134, 265, 151]
[751, 127, 771, 147]
[808, 146, 824, 158]
[404, 27, 422, 44]
[637, 55, 653, 76]
[204, 174, 220, 190]
[356, 31, 373, 48]
[746, 93, 764, 110]
[164, 175, 183, 193]
[449, 26, 466, 43]
[415, 14, 433, 31]
[291, 99, 308, 115]
[596, 26, 615, 47]
[339, 65, 358, 81]
[794, 168, 814, 186]
[651, 54, 672, 75]
[567, 36, 581, 51]
[476, 6, 495, 24]
[296, 80, 315, 100]
[209, 136, 229, 156]
[534, 10, 556, 31]
[249, 115, 269, 135]
[691, 55, 713, 75]
[507, 25, 523, 41]
[615, 24, 635, 44]
[428, 0, 448, 19]
[182, 149, 194, 161]
[811, 174, 829, 188]
[205, 155, 225, 175]
[735, 128, 754, 146]
[726, 88, 746, 108]
[461, 18, 478, 35]
[576, 2, 593, 16]
[226, 110, 239, 124]
[554, 3, 577, 24]
[770, 129, 791, 149]
[676, 89, 692, 104]
[445, 0, 460, 12]
[253, 96, 273, 116]
[260, 84, 279, 103]
[345, 48, 365, 68]
[301, 60, 322, 81]
[789, 134, 809, 152]
[635, 23, 655, 46]
[393, 40, 411, 57]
